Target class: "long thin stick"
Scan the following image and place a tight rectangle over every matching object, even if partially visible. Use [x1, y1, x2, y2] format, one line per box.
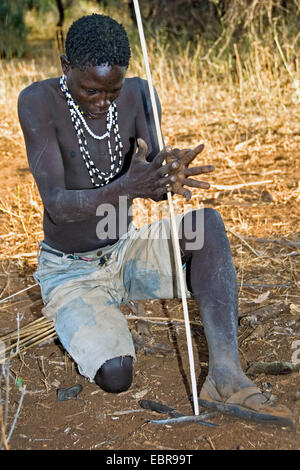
[0, 283, 38, 305]
[133, 0, 199, 415]
[5, 386, 26, 446]
[210, 180, 272, 190]
[0, 406, 9, 450]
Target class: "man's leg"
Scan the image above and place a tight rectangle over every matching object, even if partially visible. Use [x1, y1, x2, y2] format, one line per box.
[179, 208, 265, 404]
[44, 289, 136, 388]
[94, 356, 133, 393]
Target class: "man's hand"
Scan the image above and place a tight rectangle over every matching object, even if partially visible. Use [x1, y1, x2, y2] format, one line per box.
[124, 139, 213, 202]
[124, 138, 181, 201]
[164, 143, 214, 201]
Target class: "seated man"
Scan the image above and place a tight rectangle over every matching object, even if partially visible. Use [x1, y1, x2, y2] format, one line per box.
[18, 13, 291, 425]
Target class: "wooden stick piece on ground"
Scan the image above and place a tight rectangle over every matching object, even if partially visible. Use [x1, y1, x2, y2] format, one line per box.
[0, 283, 38, 305]
[227, 228, 261, 257]
[210, 180, 272, 190]
[5, 386, 26, 446]
[0, 405, 9, 450]
[242, 236, 300, 248]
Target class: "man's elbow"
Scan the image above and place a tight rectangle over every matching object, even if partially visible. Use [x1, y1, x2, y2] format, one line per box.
[45, 190, 72, 225]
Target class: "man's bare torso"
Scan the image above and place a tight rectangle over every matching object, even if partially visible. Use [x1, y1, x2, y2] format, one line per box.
[18, 75, 159, 252]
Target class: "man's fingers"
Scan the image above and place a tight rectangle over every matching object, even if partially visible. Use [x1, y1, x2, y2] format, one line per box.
[165, 148, 188, 162]
[136, 138, 148, 161]
[182, 143, 205, 165]
[182, 178, 210, 189]
[174, 187, 192, 201]
[185, 165, 214, 176]
[158, 174, 177, 188]
[157, 160, 180, 176]
[152, 145, 173, 168]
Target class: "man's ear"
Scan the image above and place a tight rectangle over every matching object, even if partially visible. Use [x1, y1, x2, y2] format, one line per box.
[60, 54, 71, 75]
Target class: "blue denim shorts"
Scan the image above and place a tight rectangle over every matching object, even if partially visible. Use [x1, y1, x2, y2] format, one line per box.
[34, 217, 190, 382]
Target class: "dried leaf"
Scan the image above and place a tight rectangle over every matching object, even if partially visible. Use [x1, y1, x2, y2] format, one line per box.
[132, 389, 149, 400]
[290, 304, 300, 316]
[253, 291, 270, 304]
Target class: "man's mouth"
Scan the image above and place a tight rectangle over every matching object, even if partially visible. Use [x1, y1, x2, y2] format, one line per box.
[87, 110, 109, 119]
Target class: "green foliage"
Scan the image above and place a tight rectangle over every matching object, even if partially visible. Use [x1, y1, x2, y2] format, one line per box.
[26, 0, 57, 15]
[0, 0, 27, 59]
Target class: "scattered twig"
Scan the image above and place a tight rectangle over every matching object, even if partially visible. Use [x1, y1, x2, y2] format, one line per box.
[210, 180, 272, 191]
[227, 228, 261, 257]
[246, 361, 300, 376]
[238, 281, 294, 289]
[113, 409, 146, 416]
[126, 315, 201, 326]
[280, 251, 300, 257]
[3, 363, 10, 431]
[242, 237, 300, 248]
[5, 386, 26, 447]
[16, 312, 24, 356]
[0, 405, 9, 450]
[0, 284, 38, 305]
[38, 356, 49, 393]
[0, 278, 10, 301]
[0, 253, 37, 260]
[206, 436, 216, 450]
[239, 302, 289, 322]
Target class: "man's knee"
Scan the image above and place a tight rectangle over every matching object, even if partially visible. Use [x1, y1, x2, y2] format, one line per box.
[203, 208, 225, 234]
[180, 208, 225, 253]
[94, 355, 133, 393]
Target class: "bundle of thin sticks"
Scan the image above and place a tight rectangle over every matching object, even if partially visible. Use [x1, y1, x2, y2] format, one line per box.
[0, 316, 56, 360]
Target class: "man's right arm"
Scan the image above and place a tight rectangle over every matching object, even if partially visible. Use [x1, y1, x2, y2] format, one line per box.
[18, 83, 132, 225]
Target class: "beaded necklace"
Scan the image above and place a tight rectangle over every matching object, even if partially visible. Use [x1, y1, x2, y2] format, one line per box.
[60, 74, 124, 187]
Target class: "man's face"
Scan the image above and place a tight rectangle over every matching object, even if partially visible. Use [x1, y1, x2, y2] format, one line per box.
[63, 62, 127, 118]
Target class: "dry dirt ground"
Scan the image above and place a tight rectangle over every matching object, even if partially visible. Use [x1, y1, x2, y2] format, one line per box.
[0, 98, 300, 453]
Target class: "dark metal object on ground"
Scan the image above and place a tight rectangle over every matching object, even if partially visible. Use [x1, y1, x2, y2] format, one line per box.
[139, 399, 218, 426]
[57, 384, 83, 401]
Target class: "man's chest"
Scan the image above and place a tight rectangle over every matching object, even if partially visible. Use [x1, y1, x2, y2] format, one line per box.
[55, 107, 136, 189]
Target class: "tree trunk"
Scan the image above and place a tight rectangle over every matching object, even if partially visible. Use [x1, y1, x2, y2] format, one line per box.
[55, 0, 64, 28]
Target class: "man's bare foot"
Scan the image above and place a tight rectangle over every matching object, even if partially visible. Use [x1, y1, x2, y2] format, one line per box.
[207, 364, 267, 408]
[198, 364, 294, 427]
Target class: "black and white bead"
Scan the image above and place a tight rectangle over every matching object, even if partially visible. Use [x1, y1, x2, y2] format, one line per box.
[60, 74, 124, 187]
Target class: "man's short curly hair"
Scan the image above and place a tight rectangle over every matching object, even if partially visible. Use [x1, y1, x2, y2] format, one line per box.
[65, 14, 131, 69]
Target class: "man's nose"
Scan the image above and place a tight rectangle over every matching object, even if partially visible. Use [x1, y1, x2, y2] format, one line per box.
[95, 93, 111, 108]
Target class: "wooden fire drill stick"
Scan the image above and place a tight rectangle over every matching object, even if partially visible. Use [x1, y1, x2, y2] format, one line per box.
[133, 0, 199, 415]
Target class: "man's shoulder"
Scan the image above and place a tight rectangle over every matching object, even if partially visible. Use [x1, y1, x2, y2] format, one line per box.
[122, 76, 153, 110]
[124, 76, 148, 93]
[125, 76, 146, 85]
[18, 78, 60, 128]
[18, 78, 59, 107]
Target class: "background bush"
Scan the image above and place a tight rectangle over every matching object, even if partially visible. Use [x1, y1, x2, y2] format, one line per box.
[0, 0, 27, 59]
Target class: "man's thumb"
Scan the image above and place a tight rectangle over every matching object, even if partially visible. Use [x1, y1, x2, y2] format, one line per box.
[136, 138, 148, 161]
